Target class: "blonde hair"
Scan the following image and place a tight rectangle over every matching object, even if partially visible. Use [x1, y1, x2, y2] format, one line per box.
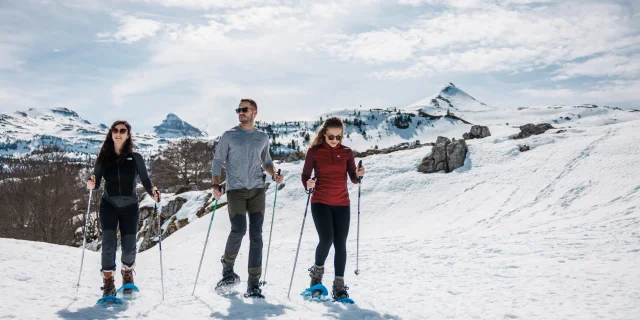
[311, 117, 344, 147]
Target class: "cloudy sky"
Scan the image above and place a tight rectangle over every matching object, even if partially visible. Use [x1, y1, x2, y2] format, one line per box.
[1, 0, 638, 135]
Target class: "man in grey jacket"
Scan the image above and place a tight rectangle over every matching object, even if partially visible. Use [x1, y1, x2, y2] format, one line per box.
[212, 98, 284, 298]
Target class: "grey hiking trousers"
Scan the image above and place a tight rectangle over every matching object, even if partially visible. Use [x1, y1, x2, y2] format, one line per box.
[222, 188, 266, 279]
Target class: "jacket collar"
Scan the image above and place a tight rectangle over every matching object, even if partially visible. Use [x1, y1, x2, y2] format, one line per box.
[321, 142, 341, 150]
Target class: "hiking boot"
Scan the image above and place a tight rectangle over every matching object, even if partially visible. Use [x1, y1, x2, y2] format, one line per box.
[121, 264, 135, 294]
[332, 279, 350, 301]
[216, 256, 240, 290]
[101, 271, 116, 298]
[245, 276, 263, 298]
[308, 265, 324, 287]
[221, 256, 240, 280]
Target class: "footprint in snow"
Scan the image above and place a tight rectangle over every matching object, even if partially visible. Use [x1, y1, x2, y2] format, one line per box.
[14, 274, 31, 281]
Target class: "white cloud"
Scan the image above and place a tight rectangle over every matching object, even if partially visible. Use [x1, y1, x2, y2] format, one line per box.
[205, 6, 304, 32]
[332, 1, 640, 79]
[324, 29, 421, 63]
[130, 0, 275, 10]
[518, 80, 640, 105]
[0, 44, 26, 70]
[98, 13, 164, 43]
[0, 32, 33, 70]
[552, 54, 640, 80]
[108, 1, 381, 103]
[518, 88, 575, 99]
[397, 0, 485, 8]
[0, 87, 36, 107]
[398, 0, 555, 8]
[582, 80, 640, 104]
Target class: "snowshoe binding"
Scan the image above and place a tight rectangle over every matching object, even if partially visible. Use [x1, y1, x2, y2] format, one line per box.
[332, 279, 354, 304]
[215, 257, 240, 294]
[244, 277, 264, 299]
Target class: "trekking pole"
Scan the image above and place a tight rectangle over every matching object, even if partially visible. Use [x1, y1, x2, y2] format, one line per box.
[76, 175, 94, 291]
[192, 185, 223, 295]
[154, 187, 165, 301]
[355, 160, 362, 276]
[287, 180, 314, 299]
[263, 169, 281, 286]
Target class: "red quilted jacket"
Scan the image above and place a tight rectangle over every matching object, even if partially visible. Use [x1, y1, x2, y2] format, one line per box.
[301, 142, 360, 206]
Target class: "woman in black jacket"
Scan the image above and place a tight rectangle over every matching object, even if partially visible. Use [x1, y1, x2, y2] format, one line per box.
[87, 120, 159, 298]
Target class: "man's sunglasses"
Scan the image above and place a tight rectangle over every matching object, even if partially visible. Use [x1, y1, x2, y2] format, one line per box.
[236, 107, 251, 114]
[327, 134, 342, 141]
[111, 128, 128, 134]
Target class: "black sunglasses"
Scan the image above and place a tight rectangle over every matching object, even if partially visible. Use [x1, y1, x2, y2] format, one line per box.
[235, 107, 251, 114]
[111, 128, 128, 134]
[327, 134, 342, 141]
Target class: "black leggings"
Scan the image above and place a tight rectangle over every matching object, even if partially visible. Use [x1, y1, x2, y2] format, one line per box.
[311, 203, 350, 277]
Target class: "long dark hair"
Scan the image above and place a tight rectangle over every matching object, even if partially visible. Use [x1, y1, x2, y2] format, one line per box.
[96, 120, 135, 167]
[311, 117, 344, 147]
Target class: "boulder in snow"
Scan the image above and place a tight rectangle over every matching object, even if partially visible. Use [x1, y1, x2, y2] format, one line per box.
[418, 136, 468, 173]
[514, 123, 554, 139]
[436, 136, 451, 145]
[285, 151, 306, 162]
[447, 139, 468, 170]
[463, 125, 491, 140]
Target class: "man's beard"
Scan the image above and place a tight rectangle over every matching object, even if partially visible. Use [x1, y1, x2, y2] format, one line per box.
[239, 115, 253, 123]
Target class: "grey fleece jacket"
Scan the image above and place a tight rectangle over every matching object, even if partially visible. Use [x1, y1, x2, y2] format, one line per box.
[212, 126, 274, 191]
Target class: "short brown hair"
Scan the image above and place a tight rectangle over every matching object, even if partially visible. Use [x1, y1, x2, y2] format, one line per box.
[240, 98, 257, 109]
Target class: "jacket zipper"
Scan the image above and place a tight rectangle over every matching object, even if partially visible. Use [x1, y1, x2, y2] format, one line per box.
[118, 162, 121, 196]
[330, 147, 334, 164]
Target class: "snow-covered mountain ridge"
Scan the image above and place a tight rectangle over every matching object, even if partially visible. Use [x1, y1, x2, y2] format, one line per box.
[2, 83, 639, 160]
[0, 109, 205, 157]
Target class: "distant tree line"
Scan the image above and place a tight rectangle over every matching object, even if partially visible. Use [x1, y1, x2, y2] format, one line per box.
[0, 146, 94, 246]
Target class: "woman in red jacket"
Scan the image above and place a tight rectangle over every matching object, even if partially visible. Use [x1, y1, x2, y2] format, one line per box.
[301, 116, 365, 300]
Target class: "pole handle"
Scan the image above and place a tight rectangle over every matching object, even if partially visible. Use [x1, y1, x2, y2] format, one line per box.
[306, 177, 316, 194]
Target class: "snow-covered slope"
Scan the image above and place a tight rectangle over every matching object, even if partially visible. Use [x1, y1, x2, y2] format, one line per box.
[0, 108, 205, 157]
[2, 118, 639, 319]
[260, 103, 640, 155]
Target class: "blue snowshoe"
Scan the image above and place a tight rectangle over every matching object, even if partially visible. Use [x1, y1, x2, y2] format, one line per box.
[301, 283, 330, 300]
